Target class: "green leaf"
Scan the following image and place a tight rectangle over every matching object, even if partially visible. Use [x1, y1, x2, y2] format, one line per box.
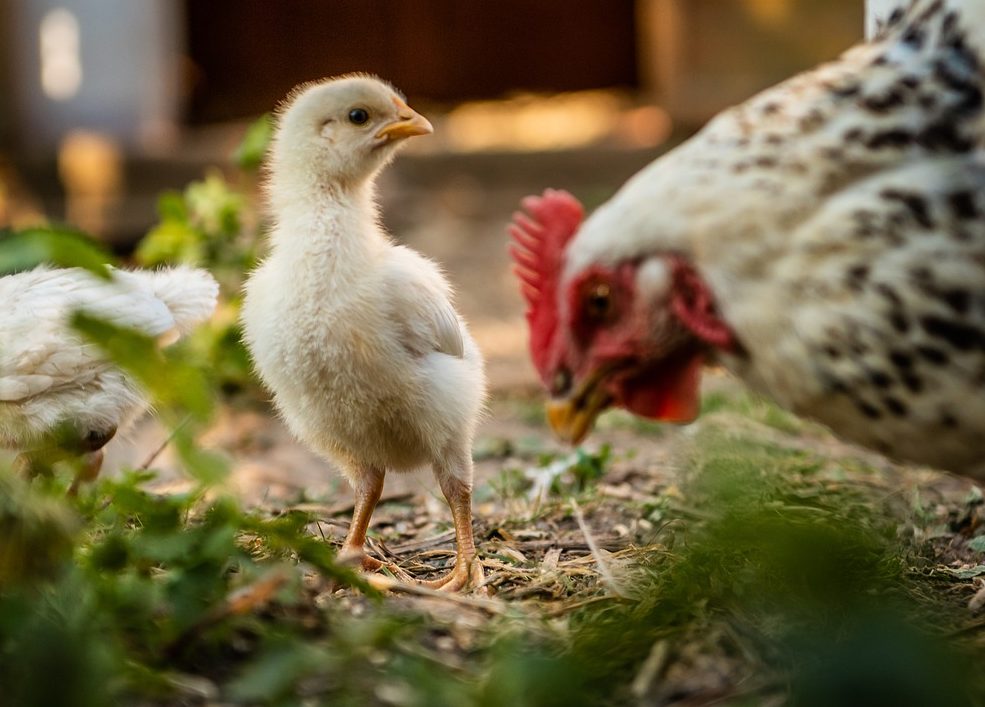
[156, 190, 188, 221]
[944, 564, 985, 579]
[185, 171, 244, 239]
[135, 219, 205, 267]
[172, 432, 229, 484]
[968, 536, 985, 553]
[233, 113, 274, 171]
[69, 312, 214, 420]
[0, 469, 79, 586]
[226, 640, 323, 702]
[0, 227, 112, 277]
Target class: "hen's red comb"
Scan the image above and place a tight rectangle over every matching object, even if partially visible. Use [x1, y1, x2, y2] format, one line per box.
[509, 189, 584, 381]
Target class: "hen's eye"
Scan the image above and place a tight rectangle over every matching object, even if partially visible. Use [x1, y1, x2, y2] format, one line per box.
[348, 108, 370, 125]
[586, 283, 612, 320]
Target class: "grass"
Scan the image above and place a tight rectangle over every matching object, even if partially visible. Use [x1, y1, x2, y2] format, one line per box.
[4, 380, 985, 705]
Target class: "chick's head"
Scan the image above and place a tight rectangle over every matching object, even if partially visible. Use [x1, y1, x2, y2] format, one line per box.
[271, 74, 433, 188]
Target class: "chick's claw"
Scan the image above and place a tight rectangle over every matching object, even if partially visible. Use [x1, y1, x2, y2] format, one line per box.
[422, 554, 487, 594]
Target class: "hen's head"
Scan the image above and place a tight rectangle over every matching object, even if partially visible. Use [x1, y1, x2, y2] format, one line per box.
[510, 190, 738, 444]
[271, 74, 432, 188]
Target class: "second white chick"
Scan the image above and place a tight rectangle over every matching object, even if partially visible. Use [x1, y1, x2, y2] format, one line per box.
[242, 75, 486, 592]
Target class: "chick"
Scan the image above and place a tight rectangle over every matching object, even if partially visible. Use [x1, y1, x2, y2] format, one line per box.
[241, 75, 487, 591]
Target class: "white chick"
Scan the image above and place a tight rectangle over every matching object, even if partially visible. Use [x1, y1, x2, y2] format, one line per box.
[1, 265, 218, 492]
[241, 75, 487, 592]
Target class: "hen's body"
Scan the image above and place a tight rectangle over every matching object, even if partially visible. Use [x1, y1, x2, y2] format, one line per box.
[0, 266, 218, 470]
[537, 0, 985, 474]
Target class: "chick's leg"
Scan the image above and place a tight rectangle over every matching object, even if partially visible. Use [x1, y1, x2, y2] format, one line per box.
[339, 465, 386, 571]
[424, 452, 484, 593]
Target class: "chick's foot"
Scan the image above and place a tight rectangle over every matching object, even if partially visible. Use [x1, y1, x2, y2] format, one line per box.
[422, 552, 486, 593]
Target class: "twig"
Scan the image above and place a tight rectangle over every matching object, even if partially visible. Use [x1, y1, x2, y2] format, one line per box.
[139, 415, 193, 470]
[630, 639, 669, 699]
[544, 594, 624, 617]
[945, 617, 985, 638]
[389, 530, 457, 555]
[166, 567, 290, 658]
[365, 574, 509, 615]
[570, 498, 630, 599]
[290, 490, 416, 518]
[514, 538, 629, 553]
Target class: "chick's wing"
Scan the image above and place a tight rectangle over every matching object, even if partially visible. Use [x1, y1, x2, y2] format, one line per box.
[382, 245, 464, 359]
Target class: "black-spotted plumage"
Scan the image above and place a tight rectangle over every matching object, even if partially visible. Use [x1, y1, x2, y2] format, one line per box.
[561, 0, 985, 474]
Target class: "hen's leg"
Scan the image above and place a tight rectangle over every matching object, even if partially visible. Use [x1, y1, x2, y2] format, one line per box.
[66, 427, 115, 496]
[67, 450, 104, 497]
[423, 449, 484, 593]
[339, 465, 386, 571]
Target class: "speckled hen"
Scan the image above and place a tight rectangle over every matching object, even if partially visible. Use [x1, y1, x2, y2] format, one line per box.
[511, 0, 985, 475]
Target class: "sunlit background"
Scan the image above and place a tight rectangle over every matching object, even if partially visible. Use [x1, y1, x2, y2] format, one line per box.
[0, 0, 863, 230]
[0, 0, 865, 389]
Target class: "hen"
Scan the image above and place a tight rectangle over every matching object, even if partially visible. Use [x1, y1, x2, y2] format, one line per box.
[511, 0, 985, 475]
[241, 75, 487, 591]
[1, 266, 218, 491]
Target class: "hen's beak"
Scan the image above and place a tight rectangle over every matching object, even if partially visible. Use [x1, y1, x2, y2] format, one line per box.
[376, 98, 433, 141]
[545, 369, 613, 445]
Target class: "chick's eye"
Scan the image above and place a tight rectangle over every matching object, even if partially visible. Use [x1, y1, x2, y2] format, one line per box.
[585, 283, 612, 320]
[348, 108, 370, 125]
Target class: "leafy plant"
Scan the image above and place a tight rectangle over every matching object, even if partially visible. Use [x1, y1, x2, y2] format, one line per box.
[0, 226, 112, 277]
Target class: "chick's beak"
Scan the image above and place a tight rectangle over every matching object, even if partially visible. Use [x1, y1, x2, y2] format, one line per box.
[376, 99, 433, 141]
[545, 369, 613, 445]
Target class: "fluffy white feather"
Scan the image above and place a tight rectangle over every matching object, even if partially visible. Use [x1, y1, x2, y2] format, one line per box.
[0, 265, 218, 449]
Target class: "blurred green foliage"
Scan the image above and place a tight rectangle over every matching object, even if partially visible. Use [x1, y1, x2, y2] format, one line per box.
[510, 430, 981, 707]
[233, 114, 274, 171]
[0, 470, 369, 707]
[134, 132, 267, 392]
[0, 226, 112, 277]
[136, 171, 249, 279]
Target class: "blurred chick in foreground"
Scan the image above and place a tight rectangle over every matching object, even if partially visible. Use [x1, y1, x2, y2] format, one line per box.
[242, 75, 487, 592]
[0, 266, 218, 492]
[512, 0, 985, 475]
